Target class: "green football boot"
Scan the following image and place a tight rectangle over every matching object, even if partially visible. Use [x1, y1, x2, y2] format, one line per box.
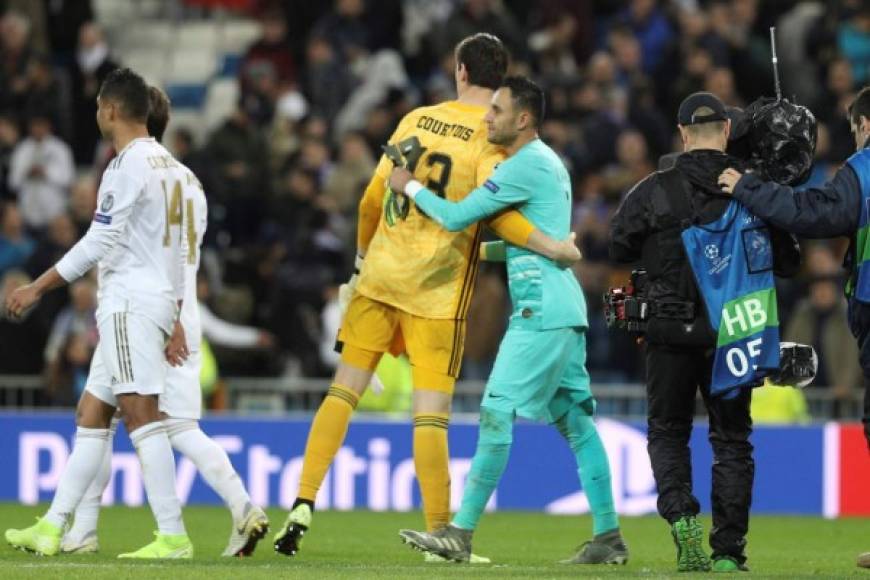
[117, 532, 193, 559]
[274, 503, 311, 556]
[713, 555, 749, 572]
[671, 516, 711, 572]
[5, 517, 63, 556]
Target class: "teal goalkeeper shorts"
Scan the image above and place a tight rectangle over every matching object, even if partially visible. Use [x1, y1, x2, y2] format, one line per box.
[480, 326, 593, 424]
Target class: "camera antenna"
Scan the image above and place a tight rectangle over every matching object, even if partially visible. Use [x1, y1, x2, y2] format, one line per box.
[770, 27, 782, 102]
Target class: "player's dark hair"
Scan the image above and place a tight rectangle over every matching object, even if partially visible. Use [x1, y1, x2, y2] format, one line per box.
[501, 76, 545, 128]
[848, 86, 870, 127]
[147, 86, 171, 142]
[454, 33, 509, 90]
[98, 68, 150, 123]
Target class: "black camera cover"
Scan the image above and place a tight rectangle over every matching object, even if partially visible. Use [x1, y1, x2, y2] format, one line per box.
[728, 97, 817, 186]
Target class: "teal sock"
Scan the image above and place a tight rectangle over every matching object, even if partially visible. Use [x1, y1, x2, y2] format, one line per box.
[556, 407, 619, 536]
[452, 407, 513, 531]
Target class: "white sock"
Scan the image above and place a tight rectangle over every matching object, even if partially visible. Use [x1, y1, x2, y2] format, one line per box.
[129, 422, 186, 536]
[68, 419, 118, 539]
[165, 419, 251, 522]
[44, 427, 109, 529]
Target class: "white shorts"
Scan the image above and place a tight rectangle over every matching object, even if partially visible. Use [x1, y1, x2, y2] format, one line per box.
[85, 311, 168, 406]
[159, 350, 203, 420]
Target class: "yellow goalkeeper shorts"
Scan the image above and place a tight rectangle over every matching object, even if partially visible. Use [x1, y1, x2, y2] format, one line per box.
[337, 293, 465, 394]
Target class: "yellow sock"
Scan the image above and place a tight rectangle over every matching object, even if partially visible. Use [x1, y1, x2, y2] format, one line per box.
[298, 383, 360, 502]
[413, 413, 451, 531]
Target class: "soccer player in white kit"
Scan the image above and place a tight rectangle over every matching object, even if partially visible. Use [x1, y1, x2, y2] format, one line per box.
[4, 69, 193, 559]
[58, 86, 270, 558]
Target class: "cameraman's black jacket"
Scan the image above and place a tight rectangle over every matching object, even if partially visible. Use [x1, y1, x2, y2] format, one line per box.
[609, 149, 801, 345]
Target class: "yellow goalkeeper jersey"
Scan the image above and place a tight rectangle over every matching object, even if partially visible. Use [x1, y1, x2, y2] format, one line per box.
[356, 100, 529, 320]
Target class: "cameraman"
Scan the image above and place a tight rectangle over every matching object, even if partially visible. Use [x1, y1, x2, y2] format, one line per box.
[609, 92, 800, 573]
[719, 86, 870, 569]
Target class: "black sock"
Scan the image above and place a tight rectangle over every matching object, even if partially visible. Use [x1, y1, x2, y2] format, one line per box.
[293, 498, 315, 512]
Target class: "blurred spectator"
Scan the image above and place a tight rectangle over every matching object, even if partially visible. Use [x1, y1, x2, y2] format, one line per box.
[196, 272, 279, 382]
[784, 244, 861, 417]
[267, 95, 307, 172]
[333, 50, 409, 138]
[68, 175, 97, 236]
[43, 277, 97, 363]
[69, 22, 117, 165]
[709, 0, 773, 103]
[0, 113, 19, 201]
[427, 0, 524, 66]
[0, 11, 35, 117]
[24, 213, 76, 289]
[18, 212, 76, 342]
[24, 56, 65, 136]
[205, 105, 270, 245]
[528, 0, 595, 74]
[602, 129, 654, 198]
[259, 163, 343, 375]
[614, 0, 674, 75]
[0, 202, 35, 277]
[44, 0, 94, 61]
[0, 269, 47, 374]
[198, 274, 275, 350]
[799, 123, 836, 190]
[607, 25, 645, 89]
[312, 0, 371, 64]
[813, 57, 857, 162]
[303, 34, 355, 122]
[8, 113, 74, 229]
[322, 131, 375, 215]
[239, 8, 296, 126]
[45, 330, 92, 405]
[4, 0, 49, 53]
[43, 278, 97, 402]
[836, 0, 870, 85]
[705, 67, 743, 107]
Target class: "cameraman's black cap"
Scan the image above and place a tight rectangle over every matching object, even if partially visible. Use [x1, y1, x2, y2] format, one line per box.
[678, 92, 728, 125]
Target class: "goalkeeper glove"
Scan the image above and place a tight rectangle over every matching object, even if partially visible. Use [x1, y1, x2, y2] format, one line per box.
[338, 254, 364, 317]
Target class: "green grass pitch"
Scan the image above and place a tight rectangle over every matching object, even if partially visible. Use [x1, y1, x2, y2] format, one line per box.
[0, 503, 868, 579]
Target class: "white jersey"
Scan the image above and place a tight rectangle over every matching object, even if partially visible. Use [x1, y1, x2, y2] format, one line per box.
[56, 137, 188, 334]
[177, 163, 208, 352]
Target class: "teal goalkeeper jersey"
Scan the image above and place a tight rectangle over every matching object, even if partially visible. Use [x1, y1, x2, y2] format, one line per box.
[412, 138, 587, 331]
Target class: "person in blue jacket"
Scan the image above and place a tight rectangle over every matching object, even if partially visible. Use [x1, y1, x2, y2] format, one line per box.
[719, 86, 870, 570]
[719, 86, 870, 568]
[719, 86, 870, 451]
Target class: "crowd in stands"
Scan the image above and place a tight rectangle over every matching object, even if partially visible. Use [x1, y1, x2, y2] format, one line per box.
[0, 0, 868, 413]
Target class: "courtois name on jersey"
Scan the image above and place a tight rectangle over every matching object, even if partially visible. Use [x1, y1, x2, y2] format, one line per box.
[55, 137, 193, 334]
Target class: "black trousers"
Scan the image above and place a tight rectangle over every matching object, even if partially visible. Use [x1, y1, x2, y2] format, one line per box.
[645, 343, 754, 563]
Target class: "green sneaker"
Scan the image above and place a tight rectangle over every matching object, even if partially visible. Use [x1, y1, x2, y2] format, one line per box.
[118, 532, 193, 559]
[560, 529, 629, 565]
[399, 525, 473, 563]
[671, 516, 711, 572]
[713, 555, 749, 572]
[5, 517, 63, 556]
[274, 503, 311, 556]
